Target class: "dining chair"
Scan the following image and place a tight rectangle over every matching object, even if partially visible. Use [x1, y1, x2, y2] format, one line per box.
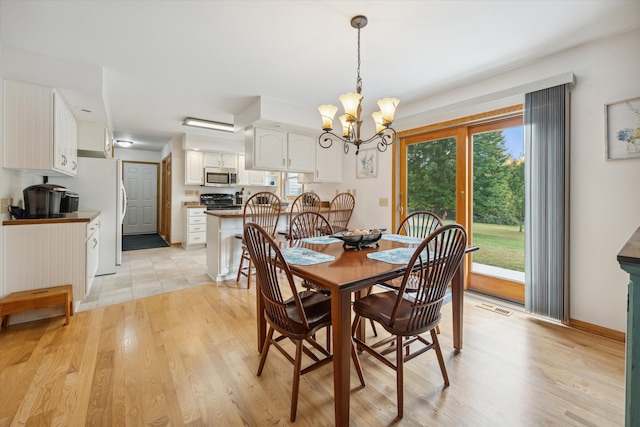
[281, 192, 323, 240]
[351, 224, 467, 418]
[289, 211, 332, 242]
[378, 211, 444, 292]
[327, 192, 355, 233]
[235, 191, 282, 288]
[244, 222, 365, 422]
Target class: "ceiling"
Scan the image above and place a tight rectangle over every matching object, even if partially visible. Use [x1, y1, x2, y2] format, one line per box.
[1, 0, 639, 151]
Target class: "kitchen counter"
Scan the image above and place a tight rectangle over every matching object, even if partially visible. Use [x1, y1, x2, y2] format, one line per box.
[204, 206, 329, 219]
[3, 211, 100, 226]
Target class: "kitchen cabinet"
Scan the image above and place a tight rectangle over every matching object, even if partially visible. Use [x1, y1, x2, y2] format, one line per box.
[300, 140, 343, 183]
[77, 120, 112, 158]
[244, 127, 315, 173]
[1, 213, 99, 325]
[85, 216, 100, 295]
[185, 150, 204, 185]
[3, 79, 78, 176]
[183, 207, 206, 249]
[204, 152, 237, 169]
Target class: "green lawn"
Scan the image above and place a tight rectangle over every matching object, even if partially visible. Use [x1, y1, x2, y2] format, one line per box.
[470, 222, 525, 272]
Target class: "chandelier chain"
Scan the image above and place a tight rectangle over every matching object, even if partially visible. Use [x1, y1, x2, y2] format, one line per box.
[356, 26, 362, 94]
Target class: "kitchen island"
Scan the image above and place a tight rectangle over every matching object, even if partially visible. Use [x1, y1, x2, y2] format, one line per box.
[204, 209, 290, 285]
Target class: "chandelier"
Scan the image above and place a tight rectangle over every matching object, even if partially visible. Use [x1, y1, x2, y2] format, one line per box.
[318, 15, 399, 155]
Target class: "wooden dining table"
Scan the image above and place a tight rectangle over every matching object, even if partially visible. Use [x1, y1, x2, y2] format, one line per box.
[254, 237, 477, 426]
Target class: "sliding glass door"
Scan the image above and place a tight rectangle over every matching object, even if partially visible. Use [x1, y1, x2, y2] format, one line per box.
[398, 108, 525, 303]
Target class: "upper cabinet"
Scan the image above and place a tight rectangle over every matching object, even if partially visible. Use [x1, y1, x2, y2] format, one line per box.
[204, 152, 237, 169]
[77, 121, 112, 158]
[185, 150, 204, 185]
[312, 141, 342, 183]
[3, 79, 78, 176]
[245, 126, 315, 173]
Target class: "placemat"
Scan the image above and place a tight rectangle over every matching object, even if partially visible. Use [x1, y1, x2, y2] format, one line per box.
[367, 247, 417, 264]
[300, 236, 342, 245]
[380, 234, 423, 245]
[280, 247, 336, 265]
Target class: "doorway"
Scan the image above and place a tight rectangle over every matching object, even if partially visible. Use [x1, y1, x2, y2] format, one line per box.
[123, 161, 159, 235]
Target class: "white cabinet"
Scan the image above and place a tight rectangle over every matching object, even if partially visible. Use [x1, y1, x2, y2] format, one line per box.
[3, 79, 78, 176]
[313, 141, 342, 182]
[185, 150, 204, 185]
[1, 215, 99, 325]
[206, 214, 243, 282]
[86, 217, 100, 295]
[183, 207, 206, 248]
[245, 127, 315, 173]
[77, 121, 111, 158]
[204, 152, 237, 169]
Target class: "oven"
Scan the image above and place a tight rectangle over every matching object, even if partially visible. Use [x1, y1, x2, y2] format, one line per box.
[204, 167, 237, 186]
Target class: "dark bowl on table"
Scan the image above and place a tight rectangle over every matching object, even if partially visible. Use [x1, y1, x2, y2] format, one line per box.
[332, 228, 386, 250]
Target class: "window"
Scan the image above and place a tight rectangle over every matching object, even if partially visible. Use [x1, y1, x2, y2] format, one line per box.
[282, 172, 303, 198]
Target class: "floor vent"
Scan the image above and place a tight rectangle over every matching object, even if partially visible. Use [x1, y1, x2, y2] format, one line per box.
[476, 303, 513, 316]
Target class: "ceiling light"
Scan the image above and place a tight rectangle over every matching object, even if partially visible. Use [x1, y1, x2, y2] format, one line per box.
[183, 117, 235, 132]
[318, 15, 399, 155]
[116, 140, 133, 148]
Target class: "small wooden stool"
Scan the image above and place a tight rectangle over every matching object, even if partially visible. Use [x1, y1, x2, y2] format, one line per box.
[0, 285, 73, 330]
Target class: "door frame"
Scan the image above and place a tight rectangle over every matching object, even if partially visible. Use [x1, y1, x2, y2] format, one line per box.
[161, 154, 172, 243]
[395, 105, 525, 303]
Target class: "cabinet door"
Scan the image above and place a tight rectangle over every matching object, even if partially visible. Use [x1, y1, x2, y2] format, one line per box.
[86, 225, 99, 296]
[315, 142, 342, 182]
[253, 127, 286, 171]
[247, 170, 267, 185]
[3, 79, 55, 171]
[185, 150, 204, 185]
[221, 154, 237, 169]
[53, 91, 78, 176]
[204, 152, 222, 168]
[287, 132, 315, 172]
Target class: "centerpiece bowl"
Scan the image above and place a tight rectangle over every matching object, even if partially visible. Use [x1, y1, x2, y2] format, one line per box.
[332, 228, 386, 250]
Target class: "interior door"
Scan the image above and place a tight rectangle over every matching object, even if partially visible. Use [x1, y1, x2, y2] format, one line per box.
[123, 161, 159, 235]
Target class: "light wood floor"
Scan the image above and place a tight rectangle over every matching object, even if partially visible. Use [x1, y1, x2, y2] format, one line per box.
[0, 280, 625, 426]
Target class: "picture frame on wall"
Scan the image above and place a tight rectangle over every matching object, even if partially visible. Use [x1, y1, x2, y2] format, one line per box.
[356, 148, 378, 178]
[605, 96, 640, 160]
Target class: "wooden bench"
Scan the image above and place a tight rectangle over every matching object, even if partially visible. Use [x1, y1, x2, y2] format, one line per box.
[0, 285, 73, 330]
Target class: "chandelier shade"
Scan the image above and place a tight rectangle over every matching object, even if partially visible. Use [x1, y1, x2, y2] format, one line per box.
[317, 15, 399, 155]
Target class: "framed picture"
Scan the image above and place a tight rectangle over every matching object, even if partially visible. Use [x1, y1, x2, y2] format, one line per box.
[356, 148, 378, 178]
[605, 96, 640, 160]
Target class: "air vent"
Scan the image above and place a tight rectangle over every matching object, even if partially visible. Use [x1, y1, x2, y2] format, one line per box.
[476, 303, 513, 316]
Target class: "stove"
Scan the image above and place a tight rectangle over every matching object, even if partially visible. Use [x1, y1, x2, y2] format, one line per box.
[200, 193, 242, 211]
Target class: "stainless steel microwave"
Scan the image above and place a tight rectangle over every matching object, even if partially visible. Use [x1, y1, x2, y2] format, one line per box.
[204, 167, 237, 186]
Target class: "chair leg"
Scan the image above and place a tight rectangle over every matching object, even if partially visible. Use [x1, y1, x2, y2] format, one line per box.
[291, 340, 304, 422]
[257, 327, 275, 376]
[351, 339, 365, 387]
[236, 248, 247, 282]
[435, 325, 441, 334]
[246, 257, 252, 289]
[396, 335, 404, 419]
[431, 329, 450, 387]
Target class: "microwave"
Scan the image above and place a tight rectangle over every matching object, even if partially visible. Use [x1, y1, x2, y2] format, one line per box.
[204, 167, 237, 186]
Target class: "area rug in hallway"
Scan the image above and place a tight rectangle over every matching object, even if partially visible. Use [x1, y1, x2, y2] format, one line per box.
[122, 233, 170, 251]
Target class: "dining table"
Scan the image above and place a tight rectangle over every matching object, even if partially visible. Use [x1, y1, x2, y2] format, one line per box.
[254, 234, 478, 426]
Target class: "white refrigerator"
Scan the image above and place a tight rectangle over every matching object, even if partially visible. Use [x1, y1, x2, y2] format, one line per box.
[50, 157, 127, 275]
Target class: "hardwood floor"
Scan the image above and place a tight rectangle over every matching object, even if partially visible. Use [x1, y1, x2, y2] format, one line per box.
[0, 280, 625, 426]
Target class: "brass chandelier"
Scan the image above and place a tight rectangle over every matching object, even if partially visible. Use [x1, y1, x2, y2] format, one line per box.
[318, 15, 399, 155]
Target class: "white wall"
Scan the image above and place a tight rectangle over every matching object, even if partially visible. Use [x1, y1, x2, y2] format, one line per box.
[343, 29, 640, 332]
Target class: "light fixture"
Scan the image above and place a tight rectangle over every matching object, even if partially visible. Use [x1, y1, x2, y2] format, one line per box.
[116, 140, 133, 148]
[318, 15, 399, 155]
[183, 117, 234, 132]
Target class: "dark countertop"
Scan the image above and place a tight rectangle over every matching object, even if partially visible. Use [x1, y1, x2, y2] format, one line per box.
[2, 211, 100, 226]
[618, 227, 640, 266]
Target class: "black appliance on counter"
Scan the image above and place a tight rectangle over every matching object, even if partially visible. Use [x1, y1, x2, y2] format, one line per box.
[60, 192, 79, 213]
[200, 193, 242, 210]
[23, 184, 67, 218]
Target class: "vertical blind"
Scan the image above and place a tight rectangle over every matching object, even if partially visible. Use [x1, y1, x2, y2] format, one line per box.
[524, 84, 570, 322]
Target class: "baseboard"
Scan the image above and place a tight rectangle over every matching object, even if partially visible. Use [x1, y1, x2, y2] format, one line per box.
[171, 242, 182, 247]
[569, 318, 625, 342]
